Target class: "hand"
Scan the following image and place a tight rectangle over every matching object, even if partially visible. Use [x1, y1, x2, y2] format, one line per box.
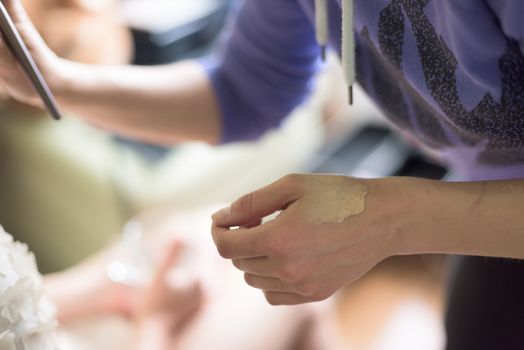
[134, 242, 203, 330]
[47, 239, 203, 328]
[0, 0, 61, 106]
[44, 242, 142, 323]
[212, 174, 408, 305]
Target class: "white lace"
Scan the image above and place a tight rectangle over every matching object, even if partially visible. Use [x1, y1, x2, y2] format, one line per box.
[0, 227, 58, 350]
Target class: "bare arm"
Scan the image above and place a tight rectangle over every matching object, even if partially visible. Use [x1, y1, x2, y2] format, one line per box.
[43, 268, 125, 323]
[56, 59, 221, 145]
[211, 175, 524, 305]
[399, 178, 524, 259]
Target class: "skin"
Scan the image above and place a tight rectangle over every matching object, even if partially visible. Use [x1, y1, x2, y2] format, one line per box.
[0, 0, 220, 144]
[43, 260, 133, 323]
[133, 243, 203, 332]
[212, 174, 524, 305]
[43, 220, 331, 350]
[45, 242, 203, 350]
[132, 242, 203, 350]
[1, 0, 524, 307]
[294, 176, 368, 224]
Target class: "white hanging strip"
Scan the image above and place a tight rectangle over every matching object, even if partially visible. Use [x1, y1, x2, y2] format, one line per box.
[341, 0, 355, 104]
[315, 0, 329, 61]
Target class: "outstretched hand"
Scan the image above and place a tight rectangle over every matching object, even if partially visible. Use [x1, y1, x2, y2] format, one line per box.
[212, 174, 405, 305]
[134, 242, 203, 330]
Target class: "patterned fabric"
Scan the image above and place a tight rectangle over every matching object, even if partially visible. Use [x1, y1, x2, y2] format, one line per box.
[208, 0, 524, 180]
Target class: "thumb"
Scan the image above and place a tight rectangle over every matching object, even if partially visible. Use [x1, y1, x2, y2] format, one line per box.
[212, 175, 302, 228]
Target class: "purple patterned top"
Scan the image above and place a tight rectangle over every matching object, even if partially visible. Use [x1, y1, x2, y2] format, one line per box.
[207, 0, 524, 181]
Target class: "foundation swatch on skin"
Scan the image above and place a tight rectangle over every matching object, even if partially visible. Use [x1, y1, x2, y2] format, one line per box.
[297, 179, 369, 224]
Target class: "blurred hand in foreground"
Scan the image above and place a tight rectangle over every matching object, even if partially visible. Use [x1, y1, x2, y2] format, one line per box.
[0, 0, 61, 106]
[134, 242, 203, 330]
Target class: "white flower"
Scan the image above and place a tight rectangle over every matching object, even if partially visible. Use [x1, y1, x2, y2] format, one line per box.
[0, 226, 59, 350]
[0, 331, 16, 350]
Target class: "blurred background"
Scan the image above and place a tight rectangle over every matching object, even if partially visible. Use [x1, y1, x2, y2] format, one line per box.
[0, 0, 453, 348]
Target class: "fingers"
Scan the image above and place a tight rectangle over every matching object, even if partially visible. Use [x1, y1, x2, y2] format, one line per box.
[212, 175, 302, 228]
[263, 292, 311, 306]
[211, 223, 267, 259]
[244, 274, 291, 293]
[242, 218, 262, 229]
[233, 257, 280, 277]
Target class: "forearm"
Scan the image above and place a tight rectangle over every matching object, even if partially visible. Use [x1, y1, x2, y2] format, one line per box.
[44, 269, 121, 323]
[44, 271, 96, 322]
[54, 59, 221, 145]
[397, 178, 524, 259]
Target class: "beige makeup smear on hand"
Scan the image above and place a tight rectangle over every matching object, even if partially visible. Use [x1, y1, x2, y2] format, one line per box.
[297, 178, 369, 224]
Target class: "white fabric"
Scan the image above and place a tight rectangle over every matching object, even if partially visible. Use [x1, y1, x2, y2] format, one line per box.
[0, 227, 58, 350]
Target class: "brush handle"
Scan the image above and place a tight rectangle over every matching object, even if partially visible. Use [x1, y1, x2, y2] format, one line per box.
[0, 2, 61, 120]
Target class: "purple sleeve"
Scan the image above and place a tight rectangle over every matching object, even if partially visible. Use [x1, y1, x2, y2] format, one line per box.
[207, 0, 320, 143]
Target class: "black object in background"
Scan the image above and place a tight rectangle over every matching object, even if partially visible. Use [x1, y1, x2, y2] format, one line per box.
[394, 154, 448, 180]
[129, 0, 232, 65]
[311, 125, 448, 180]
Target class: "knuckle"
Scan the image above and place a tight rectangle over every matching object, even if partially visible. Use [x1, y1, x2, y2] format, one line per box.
[290, 173, 309, 187]
[280, 262, 305, 282]
[265, 229, 301, 258]
[297, 281, 317, 296]
[244, 273, 256, 287]
[314, 295, 330, 303]
[281, 260, 312, 283]
[264, 293, 280, 306]
[264, 232, 288, 257]
[281, 174, 301, 191]
[232, 259, 242, 270]
[216, 240, 232, 259]
[282, 173, 300, 184]
[268, 299, 280, 306]
[311, 291, 332, 303]
[234, 192, 255, 215]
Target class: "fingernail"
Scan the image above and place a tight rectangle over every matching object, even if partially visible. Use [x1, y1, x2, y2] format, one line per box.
[212, 206, 231, 221]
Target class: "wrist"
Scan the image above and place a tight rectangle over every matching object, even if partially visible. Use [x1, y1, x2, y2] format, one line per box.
[367, 177, 441, 257]
[45, 269, 108, 322]
[62, 265, 131, 315]
[388, 177, 453, 256]
[50, 58, 75, 102]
